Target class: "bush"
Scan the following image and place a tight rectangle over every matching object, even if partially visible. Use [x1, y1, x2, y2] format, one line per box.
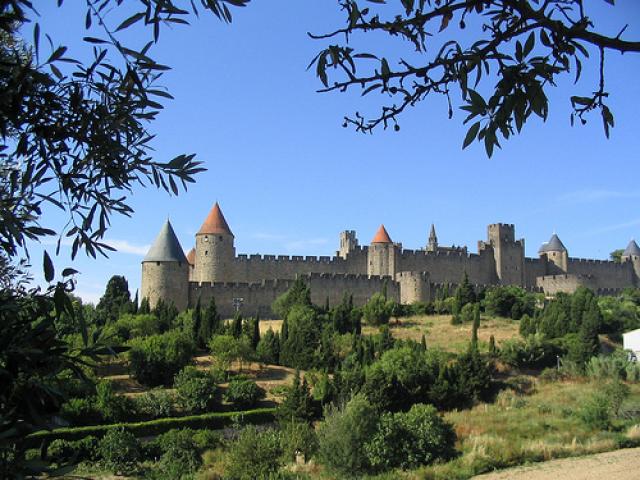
[174, 366, 218, 414]
[365, 403, 456, 471]
[499, 335, 562, 369]
[280, 420, 318, 463]
[134, 389, 175, 419]
[317, 394, 378, 476]
[256, 327, 280, 364]
[129, 330, 195, 386]
[459, 302, 476, 323]
[48, 436, 98, 463]
[225, 426, 283, 480]
[362, 293, 393, 326]
[98, 427, 141, 475]
[224, 377, 265, 409]
[153, 429, 202, 479]
[60, 397, 101, 426]
[96, 380, 136, 423]
[585, 354, 628, 381]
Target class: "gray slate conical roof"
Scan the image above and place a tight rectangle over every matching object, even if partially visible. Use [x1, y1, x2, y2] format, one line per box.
[143, 220, 187, 262]
[623, 239, 640, 257]
[539, 233, 567, 253]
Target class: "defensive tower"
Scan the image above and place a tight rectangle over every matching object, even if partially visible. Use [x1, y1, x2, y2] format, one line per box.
[339, 230, 359, 259]
[367, 224, 397, 277]
[622, 239, 640, 286]
[539, 233, 568, 274]
[488, 223, 525, 286]
[141, 220, 189, 310]
[194, 203, 235, 282]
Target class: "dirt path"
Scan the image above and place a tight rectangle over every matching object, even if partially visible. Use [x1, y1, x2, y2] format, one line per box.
[473, 447, 640, 480]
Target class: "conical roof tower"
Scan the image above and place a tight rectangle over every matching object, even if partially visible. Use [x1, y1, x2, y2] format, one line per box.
[198, 202, 233, 236]
[623, 239, 640, 257]
[143, 220, 187, 262]
[371, 224, 392, 244]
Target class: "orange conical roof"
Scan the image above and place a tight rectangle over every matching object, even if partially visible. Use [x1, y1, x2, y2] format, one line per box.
[371, 224, 392, 244]
[197, 202, 233, 236]
[186, 247, 195, 265]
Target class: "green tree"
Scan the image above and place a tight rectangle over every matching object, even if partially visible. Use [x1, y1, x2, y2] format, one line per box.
[272, 277, 312, 319]
[231, 311, 243, 339]
[96, 275, 133, 324]
[280, 305, 321, 370]
[256, 327, 280, 365]
[365, 403, 456, 471]
[362, 292, 393, 326]
[276, 371, 316, 424]
[317, 394, 378, 476]
[225, 426, 283, 480]
[610, 249, 625, 263]
[192, 297, 202, 345]
[250, 314, 261, 350]
[173, 366, 217, 413]
[310, 1, 639, 156]
[199, 297, 220, 347]
[471, 303, 480, 350]
[129, 330, 195, 387]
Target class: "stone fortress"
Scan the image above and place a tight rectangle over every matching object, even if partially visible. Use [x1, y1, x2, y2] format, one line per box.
[141, 203, 640, 318]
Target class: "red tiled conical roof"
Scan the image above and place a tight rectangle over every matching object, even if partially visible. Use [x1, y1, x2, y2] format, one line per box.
[197, 203, 233, 236]
[186, 247, 195, 265]
[371, 224, 392, 244]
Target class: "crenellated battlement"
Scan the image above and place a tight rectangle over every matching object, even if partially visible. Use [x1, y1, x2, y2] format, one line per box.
[145, 206, 638, 314]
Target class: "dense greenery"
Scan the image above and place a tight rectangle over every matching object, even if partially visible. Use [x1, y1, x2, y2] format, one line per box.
[129, 330, 195, 387]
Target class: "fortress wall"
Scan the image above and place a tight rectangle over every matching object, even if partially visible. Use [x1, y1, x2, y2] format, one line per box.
[524, 257, 546, 288]
[230, 247, 368, 282]
[188, 272, 396, 319]
[566, 258, 634, 290]
[396, 249, 496, 285]
[536, 274, 598, 295]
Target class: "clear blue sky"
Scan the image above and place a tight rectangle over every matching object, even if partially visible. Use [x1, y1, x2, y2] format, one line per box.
[24, 1, 640, 304]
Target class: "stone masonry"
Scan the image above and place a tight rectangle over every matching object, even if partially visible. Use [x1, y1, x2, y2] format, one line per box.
[141, 203, 640, 318]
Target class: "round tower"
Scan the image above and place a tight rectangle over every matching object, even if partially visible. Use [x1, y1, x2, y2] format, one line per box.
[367, 224, 396, 277]
[621, 239, 640, 287]
[194, 202, 235, 282]
[539, 233, 568, 273]
[141, 220, 189, 310]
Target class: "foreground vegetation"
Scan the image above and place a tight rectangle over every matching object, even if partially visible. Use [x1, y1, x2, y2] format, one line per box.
[5, 273, 640, 479]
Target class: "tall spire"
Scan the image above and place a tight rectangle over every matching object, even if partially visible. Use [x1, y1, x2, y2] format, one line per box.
[144, 220, 187, 262]
[427, 223, 438, 251]
[371, 224, 392, 244]
[198, 202, 233, 236]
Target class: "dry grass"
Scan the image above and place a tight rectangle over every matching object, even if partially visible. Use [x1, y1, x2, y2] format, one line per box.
[417, 379, 640, 479]
[362, 314, 521, 352]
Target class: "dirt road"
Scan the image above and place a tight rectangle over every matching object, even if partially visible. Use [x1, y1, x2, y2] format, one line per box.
[473, 447, 640, 480]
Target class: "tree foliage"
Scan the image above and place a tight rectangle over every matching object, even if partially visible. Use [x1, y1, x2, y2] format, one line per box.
[309, 0, 640, 157]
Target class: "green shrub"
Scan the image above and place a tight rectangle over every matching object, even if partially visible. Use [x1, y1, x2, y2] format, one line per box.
[256, 328, 280, 364]
[192, 429, 223, 451]
[224, 377, 265, 409]
[626, 362, 640, 382]
[225, 425, 283, 480]
[585, 354, 628, 381]
[48, 436, 98, 463]
[153, 428, 202, 479]
[280, 420, 318, 463]
[499, 335, 562, 369]
[96, 380, 136, 423]
[134, 389, 175, 419]
[98, 427, 141, 475]
[60, 397, 101, 426]
[174, 366, 218, 413]
[129, 329, 195, 387]
[365, 403, 456, 471]
[459, 303, 475, 323]
[362, 293, 393, 326]
[25, 408, 276, 447]
[317, 394, 377, 476]
[579, 393, 613, 430]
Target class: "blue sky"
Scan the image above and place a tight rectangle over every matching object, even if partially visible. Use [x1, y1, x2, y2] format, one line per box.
[24, 1, 640, 304]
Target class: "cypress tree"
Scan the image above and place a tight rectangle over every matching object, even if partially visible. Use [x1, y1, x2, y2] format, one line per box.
[139, 297, 151, 314]
[232, 311, 243, 339]
[471, 303, 480, 350]
[200, 297, 219, 347]
[421, 333, 427, 351]
[251, 314, 261, 350]
[192, 297, 202, 345]
[131, 290, 139, 314]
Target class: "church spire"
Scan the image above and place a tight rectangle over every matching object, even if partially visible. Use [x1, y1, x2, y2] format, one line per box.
[427, 223, 438, 251]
